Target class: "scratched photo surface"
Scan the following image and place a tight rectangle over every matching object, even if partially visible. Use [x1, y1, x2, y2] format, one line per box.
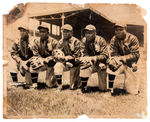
[3, 3, 147, 118]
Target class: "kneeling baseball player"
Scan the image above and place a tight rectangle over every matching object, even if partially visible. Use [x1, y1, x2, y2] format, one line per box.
[53, 24, 85, 90]
[79, 24, 109, 93]
[10, 25, 38, 89]
[30, 24, 58, 88]
[107, 23, 140, 95]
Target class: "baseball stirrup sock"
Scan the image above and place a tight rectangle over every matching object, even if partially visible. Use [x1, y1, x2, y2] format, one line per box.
[56, 75, 62, 85]
[81, 77, 89, 87]
[10, 72, 18, 82]
[31, 73, 39, 83]
[108, 74, 116, 88]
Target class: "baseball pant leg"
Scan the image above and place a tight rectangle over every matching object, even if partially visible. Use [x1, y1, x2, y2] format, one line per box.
[70, 66, 80, 89]
[31, 73, 39, 83]
[54, 62, 65, 86]
[124, 66, 139, 94]
[25, 71, 32, 85]
[97, 68, 107, 91]
[45, 66, 57, 87]
[9, 59, 19, 82]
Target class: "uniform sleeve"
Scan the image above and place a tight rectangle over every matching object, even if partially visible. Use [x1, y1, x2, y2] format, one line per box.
[95, 37, 109, 62]
[73, 40, 86, 58]
[123, 36, 140, 63]
[11, 40, 22, 63]
[109, 36, 119, 57]
[52, 38, 59, 49]
[30, 39, 40, 57]
[55, 39, 63, 50]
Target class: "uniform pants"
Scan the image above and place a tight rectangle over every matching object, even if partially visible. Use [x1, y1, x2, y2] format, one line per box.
[80, 64, 107, 91]
[54, 62, 80, 89]
[9, 58, 33, 85]
[107, 64, 139, 94]
[9, 58, 56, 87]
[29, 63, 57, 87]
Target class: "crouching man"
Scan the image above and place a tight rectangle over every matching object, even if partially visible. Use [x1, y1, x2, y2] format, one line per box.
[79, 24, 109, 93]
[30, 24, 58, 88]
[107, 23, 140, 95]
[10, 25, 38, 89]
[54, 24, 84, 90]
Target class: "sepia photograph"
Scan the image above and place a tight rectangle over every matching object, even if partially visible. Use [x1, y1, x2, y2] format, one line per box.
[3, 2, 147, 119]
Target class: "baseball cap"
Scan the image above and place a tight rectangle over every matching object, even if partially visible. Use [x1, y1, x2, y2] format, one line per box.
[61, 24, 73, 31]
[84, 24, 96, 31]
[37, 23, 49, 31]
[113, 22, 126, 28]
[18, 24, 29, 31]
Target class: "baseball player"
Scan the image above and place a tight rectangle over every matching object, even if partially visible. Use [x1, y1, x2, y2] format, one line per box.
[10, 25, 38, 89]
[79, 24, 109, 93]
[54, 24, 85, 90]
[30, 24, 58, 88]
[107, 22, 140, 95]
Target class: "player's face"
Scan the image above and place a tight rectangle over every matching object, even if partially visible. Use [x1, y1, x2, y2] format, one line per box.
[20, 29, 28, 38]
[115, 27, 126, 39]
[84, 30, 95, 41]
[62, 30, 72, 40]
[39, 28, 49, 39]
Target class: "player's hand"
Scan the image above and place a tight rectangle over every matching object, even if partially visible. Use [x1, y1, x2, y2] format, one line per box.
[118, 56, 126, 63]
[91, 56, 97, 62]
[65, 56, 74, 61]
[44, 56, 54, 64]
[79, 56, 92, 64]
[132, 63, 137, 72]
[20, 60, 28, 71]
[107, 57, 122, 72]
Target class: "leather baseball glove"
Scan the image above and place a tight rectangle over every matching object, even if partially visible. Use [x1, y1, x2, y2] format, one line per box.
[107, 57, 122, 72]
[29, 56, 45, 72]
[52, 49, 65, 61]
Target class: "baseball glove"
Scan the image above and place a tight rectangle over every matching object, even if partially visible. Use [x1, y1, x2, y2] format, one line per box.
[107, 57, 122, 72]
[29, 56, 45, 72]
[52, 49, 65, 61]
[79, 57, 93, 70]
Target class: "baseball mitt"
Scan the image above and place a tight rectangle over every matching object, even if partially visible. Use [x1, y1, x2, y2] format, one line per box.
[108, 57, 122, 72]
[52, 49, 65, 61]
[29, 56, 45, 72]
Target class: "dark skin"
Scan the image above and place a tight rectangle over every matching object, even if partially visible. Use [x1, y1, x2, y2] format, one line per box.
[39, 28, 49, 40]
[84, 30, 96, 42]
[79, 30, 97, 64]
[37, 28, 50, 63]
[62, 29, 73, 40]
[19, 29, 29, 39]
[18, 28, 29, 70]
[110, 26, 127, 64]
[115, 26, 126, 40]
[61, 29, 74, 61]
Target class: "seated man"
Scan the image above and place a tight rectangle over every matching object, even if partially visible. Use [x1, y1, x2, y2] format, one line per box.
[54, 24, 84, 90]
[10, 25, 38, 89]
[79, 24, 109, 93]
[107, 23, 140, 95]
[30, 24, 58, 88]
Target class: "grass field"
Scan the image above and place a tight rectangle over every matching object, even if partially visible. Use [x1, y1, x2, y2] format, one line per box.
[3, 48, 147, 118]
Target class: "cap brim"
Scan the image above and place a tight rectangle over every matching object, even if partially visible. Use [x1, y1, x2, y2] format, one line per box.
[61, 28, 72, 31]
[37, 26, 49, 31]
[113, 24, 126, 28]
[18, 27, 27, 30]
[84, 28, 95, 31]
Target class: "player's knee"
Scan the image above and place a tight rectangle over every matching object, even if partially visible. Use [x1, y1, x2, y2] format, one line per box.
[99, 63, 107, 70]
[54, 62, 64, 75]
[80, 68, 91, 77]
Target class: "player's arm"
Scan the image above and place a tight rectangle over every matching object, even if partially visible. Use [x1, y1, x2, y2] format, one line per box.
[11, 40, 23, 64]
